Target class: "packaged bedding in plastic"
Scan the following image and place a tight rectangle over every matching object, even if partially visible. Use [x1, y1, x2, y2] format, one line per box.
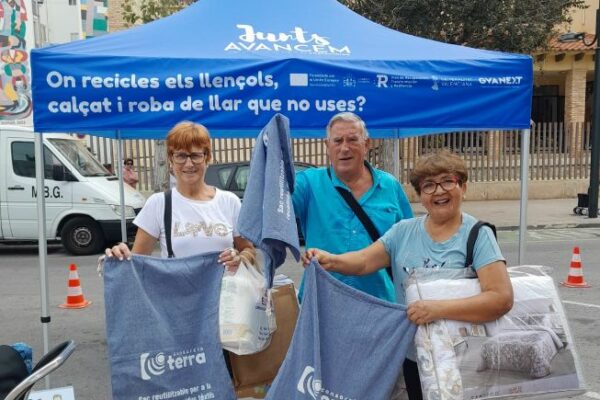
[405, 265, 585, 400]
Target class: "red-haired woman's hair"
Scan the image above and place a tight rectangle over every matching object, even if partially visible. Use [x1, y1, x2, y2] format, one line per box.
[166, 121, 212, 163]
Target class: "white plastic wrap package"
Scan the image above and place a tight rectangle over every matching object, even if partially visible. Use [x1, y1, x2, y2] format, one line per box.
[405, 266, 585, 400]
[219, 260, 276, 355]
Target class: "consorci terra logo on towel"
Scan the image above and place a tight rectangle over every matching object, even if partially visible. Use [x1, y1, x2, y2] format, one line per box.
[224, 25, 351, 55]
[297, 366, 357, 400]
[140, 347, 207, 381]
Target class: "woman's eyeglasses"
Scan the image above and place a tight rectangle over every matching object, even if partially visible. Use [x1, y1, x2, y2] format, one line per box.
[125, 162, 133, 166]
[172, 152, 206, 164]
[420, 177, 460, 195]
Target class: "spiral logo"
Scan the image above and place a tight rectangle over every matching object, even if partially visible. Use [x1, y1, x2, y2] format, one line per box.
[297, 366, 322, 399]
[140, 352, 166, 381]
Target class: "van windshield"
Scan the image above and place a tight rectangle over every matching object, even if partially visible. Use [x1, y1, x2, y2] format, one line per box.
[49, 138, 110, 177]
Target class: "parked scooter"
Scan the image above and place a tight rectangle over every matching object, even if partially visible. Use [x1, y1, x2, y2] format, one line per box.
[0, 340, 75, 400]
[573, 192, 589, 216]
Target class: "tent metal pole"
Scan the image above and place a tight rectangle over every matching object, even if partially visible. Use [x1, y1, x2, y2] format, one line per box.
[35, 132, 51, 389]
[117, 130, 127, 242]
[518, 129, 530, 265]
[393, 133, 400, 179]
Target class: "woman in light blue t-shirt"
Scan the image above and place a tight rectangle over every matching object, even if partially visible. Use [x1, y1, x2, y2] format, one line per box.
[305, 150, 513, 400]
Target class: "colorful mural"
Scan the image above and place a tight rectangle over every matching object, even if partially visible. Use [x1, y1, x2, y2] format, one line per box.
[0, 0, 32, 122]
[81, 0, 108, 39]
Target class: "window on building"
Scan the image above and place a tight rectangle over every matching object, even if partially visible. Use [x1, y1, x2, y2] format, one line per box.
[69, 0, 77, 5]
[585, 80, 594, 123]
[531, 85, 564, 123]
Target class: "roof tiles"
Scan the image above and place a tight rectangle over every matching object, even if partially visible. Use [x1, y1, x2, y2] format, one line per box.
[547, 33, 596, 52]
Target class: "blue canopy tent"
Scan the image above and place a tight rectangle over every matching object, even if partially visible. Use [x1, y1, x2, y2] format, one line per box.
[31, 0, 532, 135]
[29, 0, 533, 361]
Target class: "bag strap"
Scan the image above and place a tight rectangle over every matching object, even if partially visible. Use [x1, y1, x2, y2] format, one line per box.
[328, 169, 380, 242]
[465, 221, 497, 269]
[327, 168, 394, 280]
[164, 189, 175, 258]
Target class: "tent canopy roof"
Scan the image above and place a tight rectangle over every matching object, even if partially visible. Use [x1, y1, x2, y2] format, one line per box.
[44, 0, 521, 62]
[31, 0, 533, 137]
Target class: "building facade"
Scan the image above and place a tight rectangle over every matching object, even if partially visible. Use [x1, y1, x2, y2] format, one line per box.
[533, 1, 597, 126]
[81, 0, 108, 38]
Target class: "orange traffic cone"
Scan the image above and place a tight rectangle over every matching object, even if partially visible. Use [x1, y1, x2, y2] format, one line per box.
[561, 247, 591, 288]
[59, 263, 92, 309]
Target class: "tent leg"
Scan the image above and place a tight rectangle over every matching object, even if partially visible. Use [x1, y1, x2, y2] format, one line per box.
[518, 129, 530, 265]
[116, 131, 127, 243]
[393, 138, 400, 179]
[35, 132, 51, 389]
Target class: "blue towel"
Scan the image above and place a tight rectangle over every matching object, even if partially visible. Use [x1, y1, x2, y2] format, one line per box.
[103, 253, 236, 400]
[237, 113, 301, 272]
[266, 261, 417, 399]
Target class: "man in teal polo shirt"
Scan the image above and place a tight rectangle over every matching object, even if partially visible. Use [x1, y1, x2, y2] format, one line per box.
[294, 112, 413, 301]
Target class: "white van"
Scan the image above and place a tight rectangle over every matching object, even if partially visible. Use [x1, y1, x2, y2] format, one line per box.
[0, 126, 147, 255]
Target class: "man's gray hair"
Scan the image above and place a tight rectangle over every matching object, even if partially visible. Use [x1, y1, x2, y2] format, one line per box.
[326, 112, 369, 139]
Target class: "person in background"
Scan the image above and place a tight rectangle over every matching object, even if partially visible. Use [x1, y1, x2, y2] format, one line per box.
[305, 150, 513, 400]
[122, 158, 139, 189]
[106, 121, 254, 270]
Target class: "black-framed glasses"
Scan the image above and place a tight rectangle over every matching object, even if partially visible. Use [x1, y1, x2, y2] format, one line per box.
[172, 152, 206, 164]
[420, 177, 460, 195]
[125, 162, 133, 166]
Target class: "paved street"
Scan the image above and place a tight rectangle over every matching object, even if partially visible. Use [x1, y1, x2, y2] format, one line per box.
[0, 227, 599, 399]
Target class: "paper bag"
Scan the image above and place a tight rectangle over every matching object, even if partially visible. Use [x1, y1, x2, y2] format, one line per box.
[229, 283, 299, 392]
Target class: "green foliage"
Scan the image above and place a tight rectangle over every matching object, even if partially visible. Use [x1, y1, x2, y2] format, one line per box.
[341, 0, 587, 53]
[121, 0, 196, 26]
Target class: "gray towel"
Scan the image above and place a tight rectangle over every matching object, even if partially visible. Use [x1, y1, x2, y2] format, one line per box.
[238, 113, 301, 274]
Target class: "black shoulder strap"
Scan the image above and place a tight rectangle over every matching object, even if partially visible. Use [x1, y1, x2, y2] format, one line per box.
[327, 168, 380, 242]
[164, 190, 175, 258]
[327, 168, 394, 280]
[465, 221, 497, 268]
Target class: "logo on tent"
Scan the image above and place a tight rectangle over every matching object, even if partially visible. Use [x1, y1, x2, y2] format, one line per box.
[224, 24, 351, 55]
[140, 348, 206, 381]
[431, 76, 439, 91]
[478, 76, 524, 86]
[290, 74, 308, 87]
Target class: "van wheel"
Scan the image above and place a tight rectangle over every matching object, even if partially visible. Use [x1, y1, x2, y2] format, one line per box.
[61, 217, 105, 255]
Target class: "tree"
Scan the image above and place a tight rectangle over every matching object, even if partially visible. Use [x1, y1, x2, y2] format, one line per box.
[121, 0, 196, 26]
[342, 0, 587, 53]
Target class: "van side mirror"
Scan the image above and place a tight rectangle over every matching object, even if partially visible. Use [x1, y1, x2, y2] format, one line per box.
[52, 165, 77, 182]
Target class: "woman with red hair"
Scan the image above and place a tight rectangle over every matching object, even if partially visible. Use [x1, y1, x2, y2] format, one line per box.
[106, 121, 254, 269]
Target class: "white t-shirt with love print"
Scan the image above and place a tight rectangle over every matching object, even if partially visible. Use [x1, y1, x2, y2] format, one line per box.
[134, 187, 241, 258]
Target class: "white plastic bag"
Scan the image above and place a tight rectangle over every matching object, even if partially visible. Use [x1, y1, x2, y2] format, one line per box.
[405, 266, 585, 400]
[219, 261, 276, 355]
